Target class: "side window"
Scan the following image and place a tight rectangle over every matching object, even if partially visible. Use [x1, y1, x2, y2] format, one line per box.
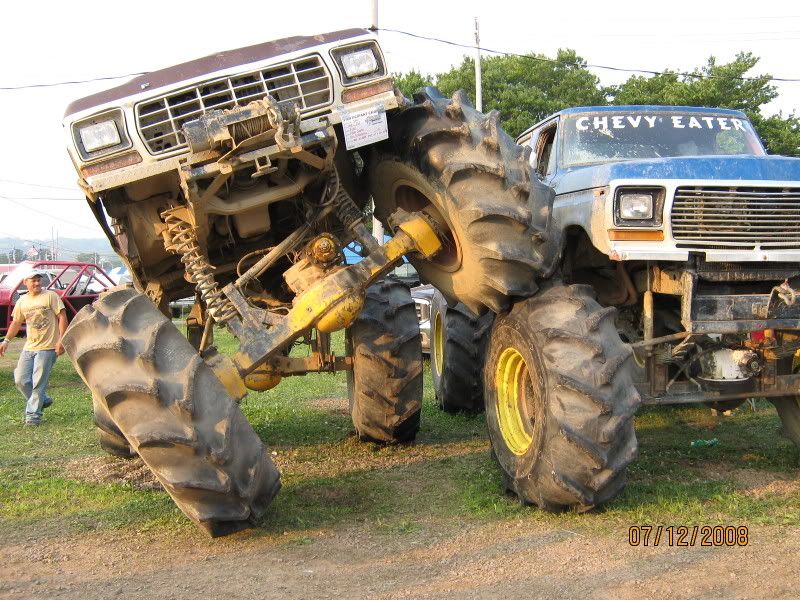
[536, 125, 558, 178]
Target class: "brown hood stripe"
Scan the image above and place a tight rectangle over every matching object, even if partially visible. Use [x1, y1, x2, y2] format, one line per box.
[64, 28, 370, 117]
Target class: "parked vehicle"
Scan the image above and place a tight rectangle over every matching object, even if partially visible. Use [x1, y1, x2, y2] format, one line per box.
[0, 261, 114, 336]
[410, 283, 433, 352]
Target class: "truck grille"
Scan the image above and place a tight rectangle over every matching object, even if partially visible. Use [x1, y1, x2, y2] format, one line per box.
[671, 186, 800, 249]
[135, 55, 331, 155]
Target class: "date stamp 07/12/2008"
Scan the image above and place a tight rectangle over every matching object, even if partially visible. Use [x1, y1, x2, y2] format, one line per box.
[628, 525, 749, 547]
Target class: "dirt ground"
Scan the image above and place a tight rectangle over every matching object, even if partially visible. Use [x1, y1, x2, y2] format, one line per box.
[0, 511, 796, 599]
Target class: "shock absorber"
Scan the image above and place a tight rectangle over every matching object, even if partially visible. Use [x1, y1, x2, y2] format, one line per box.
[161, 207, 238, 324]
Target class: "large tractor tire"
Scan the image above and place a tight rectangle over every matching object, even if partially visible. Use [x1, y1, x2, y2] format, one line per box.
[771, 397, 800, 449]
[92, 392, 135, 459]
[369, 87, 554, 315]
[346, 278, 423, 443]
[483, 284, 640, 511]
[62, 287, 280, 537]
[430, 290, 491, 413]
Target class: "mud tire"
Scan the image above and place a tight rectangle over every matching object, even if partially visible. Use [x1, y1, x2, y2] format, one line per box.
[483, 284, 640, 511]
[62, 287, 281, 536]
[93, 393, 136, 459]
[369, 87, 554, 315]
[346, 278, 423, 443]
[430, 290, 491, 413]
[772, 397, 800, 449]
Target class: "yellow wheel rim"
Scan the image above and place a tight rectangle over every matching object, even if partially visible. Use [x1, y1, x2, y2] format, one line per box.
[495, 347, 534, 455]
[433, 312, 444, 377]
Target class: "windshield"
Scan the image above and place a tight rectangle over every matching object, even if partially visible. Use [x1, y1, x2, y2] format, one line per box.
[0, 263, 37, 289]
[561, 111, 765, 168]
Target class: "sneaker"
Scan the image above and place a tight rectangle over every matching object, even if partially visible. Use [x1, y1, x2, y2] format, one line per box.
[24, 420, 40, 427]
[42, 399, 53, 410]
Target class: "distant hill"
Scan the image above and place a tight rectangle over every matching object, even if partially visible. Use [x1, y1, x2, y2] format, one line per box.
[0, 236, 120, 266]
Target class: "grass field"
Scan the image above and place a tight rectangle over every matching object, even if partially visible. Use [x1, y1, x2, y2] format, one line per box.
[1, 326, 798, 542]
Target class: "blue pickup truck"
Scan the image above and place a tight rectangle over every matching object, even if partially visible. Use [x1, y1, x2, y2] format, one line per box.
[452, 105, 800, 517]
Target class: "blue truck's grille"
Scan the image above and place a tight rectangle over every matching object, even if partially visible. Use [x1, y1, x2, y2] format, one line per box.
[671, 186, 800, 249]
[135, 55, 331, 156]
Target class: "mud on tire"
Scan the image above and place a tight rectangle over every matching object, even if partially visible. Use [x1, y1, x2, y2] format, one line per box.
[369, 87, 554, 315]
[483, 284, 640, 511]
[430, 290, 492, 413]
[92, 392, 135, 459]
[63, 287, 281, 536]
[771, 397, 800, 449]
[346, 278, 423, 443]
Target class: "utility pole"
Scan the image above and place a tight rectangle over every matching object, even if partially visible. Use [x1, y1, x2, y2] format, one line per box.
[474, 17, 482, 112]
[370, 0, 384, 245]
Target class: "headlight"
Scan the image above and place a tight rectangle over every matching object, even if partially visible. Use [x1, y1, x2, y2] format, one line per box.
[71, 109, 131, 161]
[619, 193, 653, 220]
[613, 186, 665, 227]
[341, 49, 378, 78]
[78, 121, 121, 152]
[331, 42, 386, 85]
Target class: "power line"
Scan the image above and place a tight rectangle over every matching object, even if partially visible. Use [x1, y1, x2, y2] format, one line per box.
[374, 27, 800, 83]
[1, 196, 102, 233]
[0, 179, 79, 192]
[0, 72, 148, 91]
[0, 231, 117, 258]
[1, 23, 798, 92]
[0, 195, 85, 201]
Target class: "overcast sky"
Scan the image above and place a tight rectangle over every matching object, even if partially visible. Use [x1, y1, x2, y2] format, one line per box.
[1, 0, 798, 245]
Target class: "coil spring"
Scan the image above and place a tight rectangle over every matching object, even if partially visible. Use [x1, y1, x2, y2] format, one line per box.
[163, 213, 238, 324]
[332, 178, 364, 229]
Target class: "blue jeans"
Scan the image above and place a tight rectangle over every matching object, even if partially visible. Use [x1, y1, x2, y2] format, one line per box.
[14, 349, 57, 424]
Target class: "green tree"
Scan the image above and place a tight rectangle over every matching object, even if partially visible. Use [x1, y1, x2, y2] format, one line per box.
[394, 70, 434, 99]
[76, 252, 101, 264]
[612, 53, 800, 156]
[432, 49, 607, 137]
[0, 252, 8, 264]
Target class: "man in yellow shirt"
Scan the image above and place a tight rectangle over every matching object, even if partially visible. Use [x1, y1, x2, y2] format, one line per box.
[0, 271, 67, 426]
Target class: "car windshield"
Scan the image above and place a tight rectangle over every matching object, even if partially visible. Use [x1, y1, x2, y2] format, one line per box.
[561, 111, 765, 168]
[0, 263, 38, 289]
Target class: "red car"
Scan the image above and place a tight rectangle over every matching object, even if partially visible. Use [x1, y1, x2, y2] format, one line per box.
[0, 261, 115, 336]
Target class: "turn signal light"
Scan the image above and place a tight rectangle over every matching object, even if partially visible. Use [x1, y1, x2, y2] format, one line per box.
[607, 229, 664, 242]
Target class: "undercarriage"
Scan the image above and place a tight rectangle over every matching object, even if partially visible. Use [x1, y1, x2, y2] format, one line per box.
[565, 230, 800, 409]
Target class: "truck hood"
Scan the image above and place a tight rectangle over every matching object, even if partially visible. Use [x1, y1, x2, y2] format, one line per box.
[64, 28, 370, 117]
[555, 155, 800, 192]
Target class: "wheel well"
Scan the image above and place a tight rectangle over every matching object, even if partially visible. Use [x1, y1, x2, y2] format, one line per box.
[560, 226, 642, 307]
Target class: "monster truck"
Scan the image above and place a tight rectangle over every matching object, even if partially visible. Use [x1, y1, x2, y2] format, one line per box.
[61, 29, 553, 535]
[496, 105, 800, 503]
[436, 104, 800, 513]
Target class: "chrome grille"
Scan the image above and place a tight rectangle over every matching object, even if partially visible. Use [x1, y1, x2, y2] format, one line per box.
[136, 55, 331, 155]
[671, 186, 800, 249]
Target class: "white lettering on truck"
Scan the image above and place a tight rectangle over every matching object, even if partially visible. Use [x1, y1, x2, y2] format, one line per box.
[573, 113, 749, 132]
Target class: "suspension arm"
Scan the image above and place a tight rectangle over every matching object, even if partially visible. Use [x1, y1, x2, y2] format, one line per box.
[228, 211, 441, 376]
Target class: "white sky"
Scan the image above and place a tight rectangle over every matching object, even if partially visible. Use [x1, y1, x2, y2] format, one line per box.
[1, 0, 799, 244]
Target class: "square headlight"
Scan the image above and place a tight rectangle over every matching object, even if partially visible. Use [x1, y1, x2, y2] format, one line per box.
[619, 192, 653, 220]
[79, 121, 121, 153]
[341, 48, 378, 78]
[331, 42, 386, 85]
[72, 109, 130, 161]
[613, 186, 665, 227]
